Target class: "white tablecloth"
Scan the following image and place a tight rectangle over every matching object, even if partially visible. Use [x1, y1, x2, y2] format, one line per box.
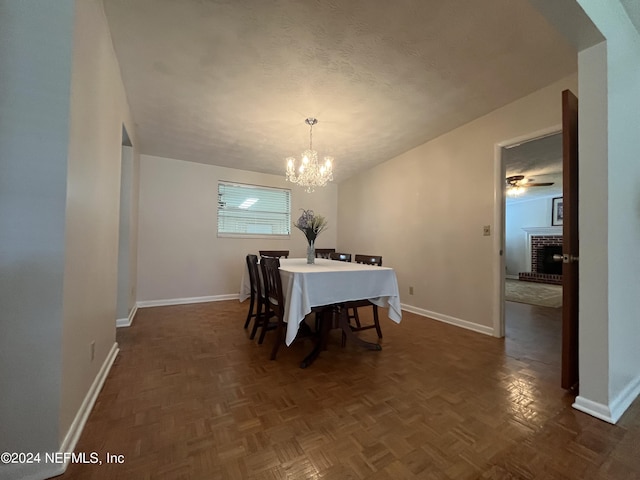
[240, 258, 402, 345]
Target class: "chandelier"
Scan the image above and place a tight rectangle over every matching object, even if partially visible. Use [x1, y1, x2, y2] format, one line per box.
[285, 118, 334, 192]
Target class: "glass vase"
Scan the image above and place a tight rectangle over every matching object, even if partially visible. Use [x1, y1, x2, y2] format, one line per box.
[307, 241, 315, 264]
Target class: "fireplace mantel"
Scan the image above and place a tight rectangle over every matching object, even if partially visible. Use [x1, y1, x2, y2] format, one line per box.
[522, 226, 563, 236]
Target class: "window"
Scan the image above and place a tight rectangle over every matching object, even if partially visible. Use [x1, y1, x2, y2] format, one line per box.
[217, 181, 291, 238]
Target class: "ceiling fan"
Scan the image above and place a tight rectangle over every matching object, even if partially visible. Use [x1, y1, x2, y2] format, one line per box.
[506, 175, 554, 195]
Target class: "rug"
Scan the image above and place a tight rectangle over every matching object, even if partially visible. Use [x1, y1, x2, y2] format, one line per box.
[505, 278, 562, 308]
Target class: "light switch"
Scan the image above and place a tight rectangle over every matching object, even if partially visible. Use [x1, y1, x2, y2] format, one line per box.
[483, 225, 491, 236]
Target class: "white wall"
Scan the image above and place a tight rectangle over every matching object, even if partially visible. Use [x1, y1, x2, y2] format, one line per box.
[0, 1, 75, 469]
[338, 74, 577, 334]
[505, 197, 554, 276]
[137, 155, 338, 303]
[60, 0, 140, 446]
[603, 6, 640, 416]
[576, 41, 611, 413]
[0, 1, 137, 478]
[574, 0, 640, 422]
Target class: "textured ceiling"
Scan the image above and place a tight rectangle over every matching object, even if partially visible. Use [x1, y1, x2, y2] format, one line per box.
[504, 132, 562, 203]
[103, 0, 577, 183]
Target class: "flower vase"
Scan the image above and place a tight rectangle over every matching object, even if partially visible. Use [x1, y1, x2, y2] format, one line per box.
[307, 241, 315, 264]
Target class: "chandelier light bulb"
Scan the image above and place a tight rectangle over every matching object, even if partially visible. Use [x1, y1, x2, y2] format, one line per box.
[285, 118, 334, 193]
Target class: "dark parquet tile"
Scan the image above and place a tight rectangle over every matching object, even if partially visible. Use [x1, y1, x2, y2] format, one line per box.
[58, 300, 640, 479]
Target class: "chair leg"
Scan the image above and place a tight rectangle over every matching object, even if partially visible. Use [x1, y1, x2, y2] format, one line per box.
[319, 308, 334, 351]
[258, 303, 271, 345]
[270, 320, 284, 360]
[340, 308, 347, 347]
[351, 307, 362, 328]
[373, 305, 382, 339]
[244, 293, 255, 329]
[249, 297, 263, 340]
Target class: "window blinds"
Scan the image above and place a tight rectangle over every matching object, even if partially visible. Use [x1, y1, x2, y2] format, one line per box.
[217, 181, 291, 237]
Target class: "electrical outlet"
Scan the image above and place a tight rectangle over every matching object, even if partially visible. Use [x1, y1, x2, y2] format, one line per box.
[409, 286, 414, 295]
[90, 341, 95, 361]
[483, 225, 491, 236]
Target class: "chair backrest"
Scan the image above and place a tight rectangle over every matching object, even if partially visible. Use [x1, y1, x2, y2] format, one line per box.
[315, 248, 336, 259]
[246, 254, 263, 297]
[330, 252, 352, 262]
[259, 250, 289, 258]
[354, 254, 382, 266]
[261, 256, 285, 319]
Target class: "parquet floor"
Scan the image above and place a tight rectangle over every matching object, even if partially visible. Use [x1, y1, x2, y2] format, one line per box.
[60, 300, 640, 479]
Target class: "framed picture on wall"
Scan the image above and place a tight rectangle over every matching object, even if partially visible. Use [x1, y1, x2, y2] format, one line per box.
[552, 197, 564, 226]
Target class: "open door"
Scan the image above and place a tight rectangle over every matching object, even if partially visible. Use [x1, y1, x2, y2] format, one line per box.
[561, 89, 579, 391]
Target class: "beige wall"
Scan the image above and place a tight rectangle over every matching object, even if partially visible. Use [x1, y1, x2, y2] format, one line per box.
[573, 0, 640, 422]
[0, 1, 138, 478]
[60, 0, 139, 444]
[338, 74, 578, 334]
[137, 154, 338, 303]
[576, 41, 610, 412]
[0, 1, 75, 468]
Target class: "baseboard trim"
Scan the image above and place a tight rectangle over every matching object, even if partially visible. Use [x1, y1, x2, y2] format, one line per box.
[137, 293, 239, 308]
[573, 396, 615, 423]
[116, 304, 138, 328]
[609, 374, 640, 423]
[400, 303, 494, 336]
[505, 274, 519, 280]
[1, 343, 120, 480]
[60, 342, 119, 453]
[573, 374, 640, 424]
[2, 343, 123, 480]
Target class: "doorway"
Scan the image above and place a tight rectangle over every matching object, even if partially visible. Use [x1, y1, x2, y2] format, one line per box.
[503, 132, 563, 310]
[116, 125, 135, 327]
[494, 126, 566, 362]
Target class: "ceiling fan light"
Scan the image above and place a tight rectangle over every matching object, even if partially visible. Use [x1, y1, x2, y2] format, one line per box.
[507, 185, 524, 196]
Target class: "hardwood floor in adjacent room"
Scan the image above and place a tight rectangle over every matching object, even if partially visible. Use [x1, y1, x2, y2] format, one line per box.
[60, 300, 640, 479]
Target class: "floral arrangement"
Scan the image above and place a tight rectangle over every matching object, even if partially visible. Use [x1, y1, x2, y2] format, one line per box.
[294, 209, 327, 245]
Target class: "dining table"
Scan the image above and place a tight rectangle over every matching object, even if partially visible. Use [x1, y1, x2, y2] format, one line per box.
[240, 257, 402, 366]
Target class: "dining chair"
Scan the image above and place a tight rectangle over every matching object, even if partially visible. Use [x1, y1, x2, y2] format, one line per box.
[261, 256, 328, 361]
[244, 254, 259, 330]
[354, 254, 382, 266]
[329, 252, 351, 262]
[314, 248, 335, 259]
[344, 254, 383, 340]
[244, 254, 275, 342]
[259, 256, 287, 358]
[258, 250, 289, 258]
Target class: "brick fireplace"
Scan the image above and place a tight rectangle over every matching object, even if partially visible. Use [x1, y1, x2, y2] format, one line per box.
[518, 227, 563, 285]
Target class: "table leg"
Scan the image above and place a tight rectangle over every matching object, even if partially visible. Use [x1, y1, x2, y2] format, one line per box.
[299, 305, 381, 368]
[299, 308, 332, 368]
[338, 306, 382, 351]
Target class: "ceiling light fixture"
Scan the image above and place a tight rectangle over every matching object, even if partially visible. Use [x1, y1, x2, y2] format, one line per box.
[506, 176, 526, 196]
[286, 118, 333, 193]
[507, 185, 525, 196]
[506, 174, 554, 196]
